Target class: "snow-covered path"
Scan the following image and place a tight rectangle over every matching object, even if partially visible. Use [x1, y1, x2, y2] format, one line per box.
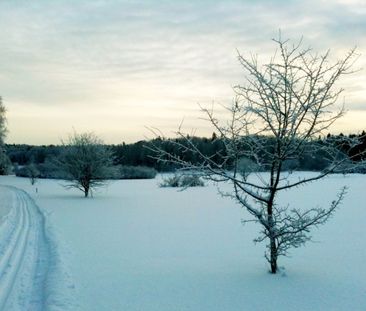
[0, 186, 49, 311]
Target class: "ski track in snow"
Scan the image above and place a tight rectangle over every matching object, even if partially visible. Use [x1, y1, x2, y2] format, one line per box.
[0, 186, 50, 311]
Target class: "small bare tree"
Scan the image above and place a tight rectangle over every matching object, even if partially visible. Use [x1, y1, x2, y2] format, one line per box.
[25, 163, 40, 185]
[151, 36, 363, 273]
[58, 132, 114, 197]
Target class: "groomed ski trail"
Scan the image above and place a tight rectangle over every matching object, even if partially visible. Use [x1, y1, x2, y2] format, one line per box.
[0, 186, 50, 311]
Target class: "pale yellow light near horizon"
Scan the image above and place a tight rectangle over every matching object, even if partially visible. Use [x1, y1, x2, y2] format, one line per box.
[6, 80, 233, 145]
[6, 91, 366, 146]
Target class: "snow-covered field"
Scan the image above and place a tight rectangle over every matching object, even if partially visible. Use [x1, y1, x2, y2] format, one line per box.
[0, 173, 365, 311]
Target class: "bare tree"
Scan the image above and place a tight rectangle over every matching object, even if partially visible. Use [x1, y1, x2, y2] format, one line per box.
[0, 97, 10, 175]
[25, 163, 40, 185]
[0, 97, 7, 144]
[58, 132, 114, 197]
[151, 36, 363, 273]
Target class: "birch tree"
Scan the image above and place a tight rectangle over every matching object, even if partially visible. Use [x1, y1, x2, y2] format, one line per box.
[151, 37, 362, 273]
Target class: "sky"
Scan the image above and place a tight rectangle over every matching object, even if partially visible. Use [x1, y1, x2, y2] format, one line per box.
[0, 0, 365, 145]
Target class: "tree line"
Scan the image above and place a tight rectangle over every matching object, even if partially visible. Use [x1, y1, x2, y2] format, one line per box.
[5, 131, 366, 174]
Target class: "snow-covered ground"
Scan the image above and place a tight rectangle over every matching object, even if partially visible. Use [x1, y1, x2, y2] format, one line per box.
[0, 173, 365, 311]
[0, 185, 76, 311]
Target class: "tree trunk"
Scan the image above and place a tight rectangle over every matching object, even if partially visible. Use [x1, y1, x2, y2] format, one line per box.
[270, 236, 278, 274]
[84, 186, 89, 197]
[267, 199, 278, 274]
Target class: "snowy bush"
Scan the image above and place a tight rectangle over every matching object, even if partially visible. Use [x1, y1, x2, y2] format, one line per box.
[160, 173, 204, 188]
[15, 161, 68, 180]
[159, 174, 181, 187]
[281, 159, 300, 172]
[180, 174, 205, 187]
[237, 157, 259, 178]
[113, 165, 157, 179]
[330, 160, 366, 174]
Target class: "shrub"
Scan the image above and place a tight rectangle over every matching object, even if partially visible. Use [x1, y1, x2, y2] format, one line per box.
[281, 159, 300, 172]
[15, 162, 158, 181]
[180, 174, 205, 187]
[236, 157, 259, 178]
[14, 165, 28, 177]
[15, 161, 71, 179]
[160, 173, 204, 188]
[115, 165, 157, 179]
[330, 160, 366, 174]
[37, 161, 68, 179]
[159, 174, 182, 187]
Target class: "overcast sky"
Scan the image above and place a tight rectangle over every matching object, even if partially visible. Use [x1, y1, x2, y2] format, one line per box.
[0, 0, 365, 144]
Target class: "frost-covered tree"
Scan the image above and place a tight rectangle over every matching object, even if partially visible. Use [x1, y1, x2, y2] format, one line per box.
[0, 97, 10, 175]
[0, 97, 6, 144]
[152, 36, 363, 273]
[25, 163, 40, 185]
[58, 132, 114, 197]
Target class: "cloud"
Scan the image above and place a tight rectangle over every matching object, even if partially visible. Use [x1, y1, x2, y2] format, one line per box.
[0, 0, 364, 143]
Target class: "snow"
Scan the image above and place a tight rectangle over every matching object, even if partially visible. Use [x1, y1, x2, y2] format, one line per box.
[0, 186, 50, 310]
[0, 173, 365, 310]
[0, 188, 12, 222]
[0, 184, 77, 311]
